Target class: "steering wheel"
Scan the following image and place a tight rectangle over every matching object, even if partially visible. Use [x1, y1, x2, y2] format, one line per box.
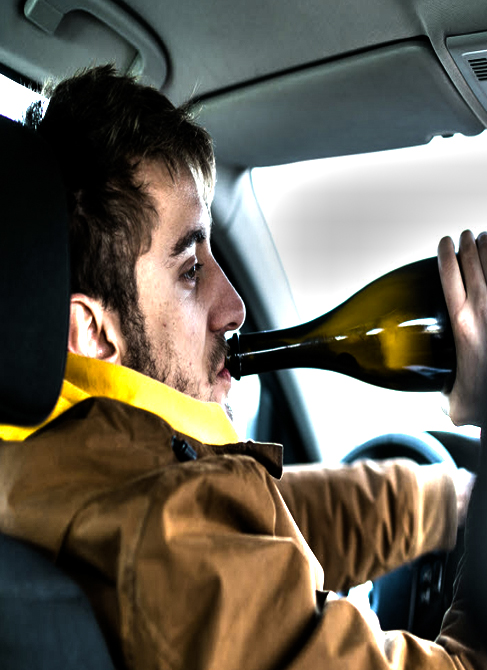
[342, 432, 461, 640]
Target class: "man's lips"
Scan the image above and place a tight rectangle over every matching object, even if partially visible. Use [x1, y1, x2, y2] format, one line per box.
[217, 366, 231, 384]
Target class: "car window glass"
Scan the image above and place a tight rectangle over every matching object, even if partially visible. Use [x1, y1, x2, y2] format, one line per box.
[252, 134, 487, 463]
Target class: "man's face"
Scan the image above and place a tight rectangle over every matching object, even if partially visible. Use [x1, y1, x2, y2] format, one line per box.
[128, 161, 245, 411]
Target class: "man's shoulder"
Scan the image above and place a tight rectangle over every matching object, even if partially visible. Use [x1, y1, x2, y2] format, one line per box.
[32, 395, 175, 447]
[25, 396, 283, 478]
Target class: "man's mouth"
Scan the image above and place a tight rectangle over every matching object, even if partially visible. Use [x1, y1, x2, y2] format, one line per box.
[209, 335, 232, 386]
[217, 366, 231, 383]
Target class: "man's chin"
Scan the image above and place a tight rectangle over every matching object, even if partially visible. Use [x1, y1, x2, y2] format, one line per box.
[207, 384, 234, 422]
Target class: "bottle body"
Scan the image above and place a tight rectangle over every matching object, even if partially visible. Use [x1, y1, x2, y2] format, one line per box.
[226, 257, 456, 392]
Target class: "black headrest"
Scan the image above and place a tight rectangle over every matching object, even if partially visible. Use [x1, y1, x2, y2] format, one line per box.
[0, 115, 70, 426]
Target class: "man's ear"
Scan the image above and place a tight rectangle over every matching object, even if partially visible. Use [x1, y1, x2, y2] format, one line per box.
[68, 294, 125, 364]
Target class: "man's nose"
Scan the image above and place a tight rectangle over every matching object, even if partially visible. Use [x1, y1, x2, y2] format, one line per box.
[210, 263, 246, 334]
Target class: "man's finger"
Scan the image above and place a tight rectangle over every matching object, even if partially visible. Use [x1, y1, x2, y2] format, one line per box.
[476, 232, 487, 285]
[438, 235, 465, 316]
[458, 230, 486, 302]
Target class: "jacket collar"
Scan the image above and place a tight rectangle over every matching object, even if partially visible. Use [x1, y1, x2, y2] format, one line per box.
[0, 354, 283, 477]
[0, 353, 238, 445]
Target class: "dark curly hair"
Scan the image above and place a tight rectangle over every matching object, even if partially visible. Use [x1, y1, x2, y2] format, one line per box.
[25, 65, 215, 373]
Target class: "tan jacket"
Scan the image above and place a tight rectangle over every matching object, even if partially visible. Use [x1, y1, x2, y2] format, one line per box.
[0, 356, 483, 669]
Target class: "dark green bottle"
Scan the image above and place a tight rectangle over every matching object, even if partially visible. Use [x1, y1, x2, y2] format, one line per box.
[226, 258, 456, 392]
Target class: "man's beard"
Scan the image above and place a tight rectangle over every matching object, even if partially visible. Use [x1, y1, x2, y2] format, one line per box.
[120, 301, 233, 419]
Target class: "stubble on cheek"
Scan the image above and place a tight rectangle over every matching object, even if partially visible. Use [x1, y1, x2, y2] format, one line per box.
[122, 301, 233, 412]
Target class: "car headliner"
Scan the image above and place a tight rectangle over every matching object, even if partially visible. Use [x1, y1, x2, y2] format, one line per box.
[1, 0, 487, 167]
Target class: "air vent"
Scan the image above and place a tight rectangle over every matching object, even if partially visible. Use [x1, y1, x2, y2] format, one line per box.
[468, 57, 487, 82]
[447, 32, 487, 113]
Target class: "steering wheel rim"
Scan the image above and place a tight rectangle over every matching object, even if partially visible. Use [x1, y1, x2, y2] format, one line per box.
[342, 432, 457, 468]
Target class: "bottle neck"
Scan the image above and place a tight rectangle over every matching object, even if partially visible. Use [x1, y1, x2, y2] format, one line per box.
[225, 316, 330, 379]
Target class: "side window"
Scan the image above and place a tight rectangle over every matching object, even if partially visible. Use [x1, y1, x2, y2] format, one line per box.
[0, 71, 45, 121]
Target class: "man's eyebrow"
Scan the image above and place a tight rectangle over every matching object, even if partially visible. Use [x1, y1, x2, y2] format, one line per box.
[170, 227, 207, 258]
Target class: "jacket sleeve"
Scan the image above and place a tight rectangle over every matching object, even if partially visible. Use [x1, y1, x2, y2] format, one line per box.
[276, 459, 458, 592]
[65, 454, 483, 670]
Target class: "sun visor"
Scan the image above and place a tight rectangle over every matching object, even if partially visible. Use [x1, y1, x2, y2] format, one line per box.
[196, 39, 484, 168]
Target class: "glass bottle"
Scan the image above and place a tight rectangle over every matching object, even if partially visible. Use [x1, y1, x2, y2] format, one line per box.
[226, 257, 456, 392]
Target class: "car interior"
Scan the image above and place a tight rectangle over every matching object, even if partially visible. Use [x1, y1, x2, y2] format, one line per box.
[1, 0, 487, 666]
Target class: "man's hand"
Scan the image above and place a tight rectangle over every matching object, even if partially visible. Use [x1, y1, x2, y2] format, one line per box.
[438, 230, 487, 427]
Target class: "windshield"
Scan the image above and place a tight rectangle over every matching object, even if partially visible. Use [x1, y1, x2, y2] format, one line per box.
[252, 134, 486, 462]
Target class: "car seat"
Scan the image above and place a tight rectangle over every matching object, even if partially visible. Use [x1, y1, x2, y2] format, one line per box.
[0, 114, 115, 669]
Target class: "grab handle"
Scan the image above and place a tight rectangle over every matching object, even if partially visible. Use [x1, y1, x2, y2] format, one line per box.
[24, 0, 168, 86]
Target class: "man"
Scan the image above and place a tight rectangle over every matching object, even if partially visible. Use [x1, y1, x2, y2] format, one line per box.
[0, 65, 484, 668]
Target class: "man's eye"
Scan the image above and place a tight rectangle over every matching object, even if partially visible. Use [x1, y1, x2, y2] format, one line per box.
[182, 263, 203, 283]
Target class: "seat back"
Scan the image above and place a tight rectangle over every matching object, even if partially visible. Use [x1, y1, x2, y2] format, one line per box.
[0, 115, 116, 669]
[0, 533, 116, 670]
[0, 114, 69, 426]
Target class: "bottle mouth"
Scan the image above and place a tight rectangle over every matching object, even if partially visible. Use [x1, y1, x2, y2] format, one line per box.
[225, 332, 241, 380]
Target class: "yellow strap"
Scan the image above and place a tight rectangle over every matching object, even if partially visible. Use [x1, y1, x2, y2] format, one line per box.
[0, 353, 239, 446]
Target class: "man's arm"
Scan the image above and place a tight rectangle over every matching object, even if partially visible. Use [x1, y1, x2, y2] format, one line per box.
[57, 447, 482, 670]
[277, 459, 459, 592]
[108, 454, 485, 670]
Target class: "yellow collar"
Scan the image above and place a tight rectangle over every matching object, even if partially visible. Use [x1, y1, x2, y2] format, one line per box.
[0, 353, 240, 445]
